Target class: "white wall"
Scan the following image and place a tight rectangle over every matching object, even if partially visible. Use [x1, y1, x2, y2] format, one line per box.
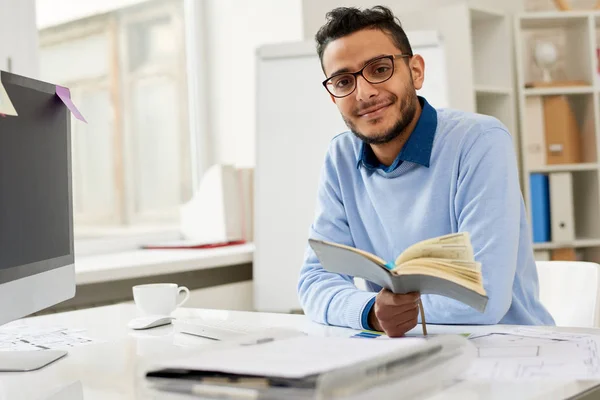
[0, 0, 39, 78]
[36, 0, 150, 28]
[203, 0, 304, 168]
[302, 0, 524, 40]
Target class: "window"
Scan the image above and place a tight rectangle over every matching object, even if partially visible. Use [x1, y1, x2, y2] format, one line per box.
[38, 0, 192, 240]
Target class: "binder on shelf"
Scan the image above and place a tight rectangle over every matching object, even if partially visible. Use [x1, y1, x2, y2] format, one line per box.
[551, 247, 577, 261]
[534, 250, 551, 261]
[530, 174, 551, 243]
[543, 95, 581, 165]
[524, 96, 546, 169]
[549, 172, 575, 243]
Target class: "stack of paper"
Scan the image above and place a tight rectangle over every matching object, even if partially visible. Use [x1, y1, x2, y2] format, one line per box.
[146, 334, 475, 399]
[462, 327, 600, 381]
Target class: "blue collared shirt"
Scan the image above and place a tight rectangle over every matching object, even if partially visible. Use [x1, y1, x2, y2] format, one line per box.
[357, 96, 437, 172]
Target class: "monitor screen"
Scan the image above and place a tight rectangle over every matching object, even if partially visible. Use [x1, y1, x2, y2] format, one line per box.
[0, 73, 74, 285]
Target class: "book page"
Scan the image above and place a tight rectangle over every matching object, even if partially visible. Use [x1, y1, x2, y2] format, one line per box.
[394, 261, 482, 283]
[395, 244, 474, 265]
[396, 265, 481, 285]
[391, 268, 486, 296]
[395, 232, 473, 265]
[398, 258, 481, 272]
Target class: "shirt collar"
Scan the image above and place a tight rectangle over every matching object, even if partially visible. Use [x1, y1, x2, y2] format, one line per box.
[357, 96, 437, 171]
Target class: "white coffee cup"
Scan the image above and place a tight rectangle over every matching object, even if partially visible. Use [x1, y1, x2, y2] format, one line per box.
[132, 283, 190, 316]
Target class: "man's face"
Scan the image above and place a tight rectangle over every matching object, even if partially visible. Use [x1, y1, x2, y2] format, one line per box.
[322, 29, 423, 145]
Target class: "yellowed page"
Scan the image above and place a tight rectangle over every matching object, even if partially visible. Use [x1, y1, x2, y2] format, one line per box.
[394, 259, 483, 284]
[446, 260, 482, 273]
[399, 258, 481, 273]
[395, 244, 474, 265]
[398, 266, 481, 284]
[395, 232, 474, 265]
[392, 268, 486, 296]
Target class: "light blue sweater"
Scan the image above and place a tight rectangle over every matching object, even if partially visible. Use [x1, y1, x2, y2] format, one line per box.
[298, 97, 555, 330]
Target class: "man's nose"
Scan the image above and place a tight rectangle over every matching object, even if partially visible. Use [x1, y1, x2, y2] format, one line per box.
[355, 75, 379, 101]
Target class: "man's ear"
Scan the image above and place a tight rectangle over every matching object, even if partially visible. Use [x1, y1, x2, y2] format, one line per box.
[409, 55, 425, 91]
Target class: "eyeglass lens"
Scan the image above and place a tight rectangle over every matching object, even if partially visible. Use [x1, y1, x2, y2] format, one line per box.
[326, 57, 394, 97]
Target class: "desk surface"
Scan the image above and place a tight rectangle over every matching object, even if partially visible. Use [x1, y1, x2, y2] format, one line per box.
[74, 243, 255, 285]
[1, 304, 599, 400]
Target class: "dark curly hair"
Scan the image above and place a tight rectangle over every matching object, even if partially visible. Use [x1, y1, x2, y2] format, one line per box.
[315, 6, 413, 70]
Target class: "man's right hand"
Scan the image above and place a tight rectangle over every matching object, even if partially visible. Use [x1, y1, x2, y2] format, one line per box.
[368, 289, 420, 337]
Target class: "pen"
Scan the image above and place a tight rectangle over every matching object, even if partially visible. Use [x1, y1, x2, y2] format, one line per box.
[241, 337, 275, 346]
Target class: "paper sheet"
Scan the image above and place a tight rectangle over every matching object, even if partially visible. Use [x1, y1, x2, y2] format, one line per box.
[0, 79, 17, 116]
[56, 85, 87, 123]
[160, 335, 426, 379]
[0, 326, 103, 351]
[461, 328, 600, 381]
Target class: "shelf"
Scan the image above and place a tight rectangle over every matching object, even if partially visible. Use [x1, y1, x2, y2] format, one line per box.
[475, 85, 513, 95]
[523, 86, 594, 96]
[519, 12, 590, 30]
[470, 7, 505, 22]
[533, 238, 600, 250]
[529, 163, 599, 173]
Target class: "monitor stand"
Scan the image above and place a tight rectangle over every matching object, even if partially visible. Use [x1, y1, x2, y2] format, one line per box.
[0, 350, 67, 372]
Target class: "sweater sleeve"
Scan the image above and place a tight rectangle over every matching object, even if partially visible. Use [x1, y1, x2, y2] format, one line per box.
[419, 127, 520, 324]
[297, 146, 377, 330]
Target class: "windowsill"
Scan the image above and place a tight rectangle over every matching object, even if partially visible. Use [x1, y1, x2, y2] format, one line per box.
[74, 242, 255, 285]
[74, 225, 183, 257]
[75, 224, 182, 239]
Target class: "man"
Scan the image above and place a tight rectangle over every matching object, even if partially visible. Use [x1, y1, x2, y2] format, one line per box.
[297, 6, 554, 337]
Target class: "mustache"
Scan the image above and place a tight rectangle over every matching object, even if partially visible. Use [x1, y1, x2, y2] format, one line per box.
[353, 95, 397, 117]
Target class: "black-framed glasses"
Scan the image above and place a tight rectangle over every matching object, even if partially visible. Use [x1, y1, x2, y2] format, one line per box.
[322, 54, 411, 98]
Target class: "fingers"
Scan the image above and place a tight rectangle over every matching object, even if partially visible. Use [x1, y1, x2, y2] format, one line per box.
[386, 318, 419, 338]
[373, 289, 421, 337]
[374, 299, 418, 321]
[380, 304, 419, 337]
[380, 289, 420, 306]
[375, 290, 420, 320]
[379, 304, 419, 330]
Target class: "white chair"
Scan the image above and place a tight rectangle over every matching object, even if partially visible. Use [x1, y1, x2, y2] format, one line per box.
[535, 261, 600, 328]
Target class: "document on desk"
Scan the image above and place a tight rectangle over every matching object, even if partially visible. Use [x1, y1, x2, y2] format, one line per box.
[148, 334, 475, 399]
[461, 327, 600, 381]
[157, 335, 427, 379]
[0, 325, 104, 351]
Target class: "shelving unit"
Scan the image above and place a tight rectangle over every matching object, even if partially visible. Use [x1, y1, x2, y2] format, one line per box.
[401, 2, 518, 161]
[515, 10, 600, 262]
[529, 163, 599, 173]
[524, 86, 595, 96]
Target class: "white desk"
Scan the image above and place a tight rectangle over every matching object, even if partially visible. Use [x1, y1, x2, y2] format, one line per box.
[1, 304, 599, 400]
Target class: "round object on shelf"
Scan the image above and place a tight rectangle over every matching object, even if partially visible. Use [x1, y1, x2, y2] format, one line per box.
[533, 41, 558, 82]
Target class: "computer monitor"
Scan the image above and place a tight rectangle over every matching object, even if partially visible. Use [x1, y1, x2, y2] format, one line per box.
[0, 71, 75, 370]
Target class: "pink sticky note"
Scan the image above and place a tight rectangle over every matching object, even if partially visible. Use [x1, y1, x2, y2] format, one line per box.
[56, 86, 87, 123]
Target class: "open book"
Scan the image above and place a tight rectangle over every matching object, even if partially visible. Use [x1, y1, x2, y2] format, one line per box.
[308, 232, 488, 314]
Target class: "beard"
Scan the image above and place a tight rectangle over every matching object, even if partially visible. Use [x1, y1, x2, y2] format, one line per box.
[343, 86, 419, 145]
